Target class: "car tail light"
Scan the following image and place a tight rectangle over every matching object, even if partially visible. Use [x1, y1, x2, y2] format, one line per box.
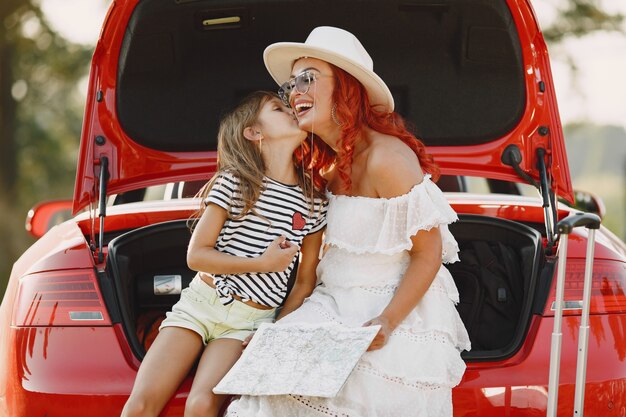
[12, 269, 112, 326]
[544, 259, 626, 316]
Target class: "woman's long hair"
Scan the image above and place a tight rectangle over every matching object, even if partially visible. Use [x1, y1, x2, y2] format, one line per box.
[330, 66, 440, 192]
[191, 91, 334, 229]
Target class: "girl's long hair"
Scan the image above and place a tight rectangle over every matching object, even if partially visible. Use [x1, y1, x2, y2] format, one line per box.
[330, 65, 440, 192]
[191, 91, 334, 229]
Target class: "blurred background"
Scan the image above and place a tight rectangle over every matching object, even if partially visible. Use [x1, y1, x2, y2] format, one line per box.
[1, 0, 625, 298]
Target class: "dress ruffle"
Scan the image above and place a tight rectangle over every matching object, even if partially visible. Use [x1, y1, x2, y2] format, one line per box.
[360, 330, 466, 388]
[316, 249, 461, 305]
[277, 265, 471, 389]
[324, 175, 460, 262]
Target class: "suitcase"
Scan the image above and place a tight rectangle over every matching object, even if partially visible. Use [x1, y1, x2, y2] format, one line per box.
[546, 212, 601, 417]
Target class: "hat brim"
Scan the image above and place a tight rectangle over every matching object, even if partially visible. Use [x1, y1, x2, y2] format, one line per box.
[264, 42, 394, 113]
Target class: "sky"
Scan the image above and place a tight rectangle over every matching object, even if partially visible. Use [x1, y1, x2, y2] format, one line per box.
[40, 0, 626, 131]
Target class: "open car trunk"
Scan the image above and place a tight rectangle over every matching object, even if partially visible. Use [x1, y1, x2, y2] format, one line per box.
[105, 221, 197, 358]
[448, 214, 543, 361]
[104, 214, 543, 362]
[96, 0, 547, 365]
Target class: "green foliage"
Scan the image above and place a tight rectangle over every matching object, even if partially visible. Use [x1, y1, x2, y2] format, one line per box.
[543, 0, 624, 43]
[0, 1, 92, 296]
[11, 8, 92, 203]
[563, 123, 626, 239]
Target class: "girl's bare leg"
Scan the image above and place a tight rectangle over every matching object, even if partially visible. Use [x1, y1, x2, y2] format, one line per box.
[121, 327, 204, 417]
[184, 337, 244, 417]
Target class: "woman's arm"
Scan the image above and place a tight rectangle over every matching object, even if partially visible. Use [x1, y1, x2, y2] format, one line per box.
[186, 204, 299, 274]
[276, 228, 324, 320]
[363, 135, 442, 350]
[365, 228, 442, 350]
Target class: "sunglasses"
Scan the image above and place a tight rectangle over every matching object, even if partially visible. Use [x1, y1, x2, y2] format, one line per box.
[278, 70, 326, 107]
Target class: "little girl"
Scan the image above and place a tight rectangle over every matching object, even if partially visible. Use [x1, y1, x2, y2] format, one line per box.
[121, 91, 334, 417]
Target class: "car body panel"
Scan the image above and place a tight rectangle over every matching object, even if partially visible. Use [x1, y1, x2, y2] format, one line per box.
[3, 306, 626, 416]
[455, 314, 626, 416]
[0, 221, 96, 409]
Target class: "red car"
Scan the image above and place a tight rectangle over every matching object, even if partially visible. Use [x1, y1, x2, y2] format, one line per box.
[1, 0, 625, 415]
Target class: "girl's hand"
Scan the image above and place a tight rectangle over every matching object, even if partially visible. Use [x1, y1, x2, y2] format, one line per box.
[242, 331, 255, 349]
[363, 316, 395, 351]
[260, 235, 299, 272]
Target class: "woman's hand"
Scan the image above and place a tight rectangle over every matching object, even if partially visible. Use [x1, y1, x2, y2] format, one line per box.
[260, 235, 299, 272]
[363, 316, 396, 351]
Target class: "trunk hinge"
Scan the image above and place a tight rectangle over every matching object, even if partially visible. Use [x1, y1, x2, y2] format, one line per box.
[92, 155, 109, 263]
[536, 147, 558, 254]
[502, 141, 557, 255]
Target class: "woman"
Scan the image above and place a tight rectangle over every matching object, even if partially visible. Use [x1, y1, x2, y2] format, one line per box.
[226, 27, 470, 416]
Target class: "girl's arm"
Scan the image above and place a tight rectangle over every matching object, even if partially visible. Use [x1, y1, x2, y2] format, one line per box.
[276, 228, 324, 320]
[187, 204, 298, 274]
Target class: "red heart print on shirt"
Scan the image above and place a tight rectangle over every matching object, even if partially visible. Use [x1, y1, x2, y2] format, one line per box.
[292, 212, 306, 230]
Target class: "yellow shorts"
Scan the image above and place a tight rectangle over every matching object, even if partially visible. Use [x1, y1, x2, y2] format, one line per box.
[159, 274, 276, 344]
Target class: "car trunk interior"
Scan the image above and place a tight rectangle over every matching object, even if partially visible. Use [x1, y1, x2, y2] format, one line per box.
[105, 215, 544, 362]
[116, 0, 525, 152]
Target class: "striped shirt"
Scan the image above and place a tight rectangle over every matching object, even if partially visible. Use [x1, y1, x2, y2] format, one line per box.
[206, 171, 327, 307]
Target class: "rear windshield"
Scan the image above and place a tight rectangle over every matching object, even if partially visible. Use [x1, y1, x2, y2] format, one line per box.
[117, 0, 525, 152]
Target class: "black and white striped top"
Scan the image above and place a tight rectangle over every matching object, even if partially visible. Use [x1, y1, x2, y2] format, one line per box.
[206, 171, 327, 308]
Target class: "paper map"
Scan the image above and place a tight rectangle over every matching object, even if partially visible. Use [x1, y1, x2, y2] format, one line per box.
[213, 322, 380, 398]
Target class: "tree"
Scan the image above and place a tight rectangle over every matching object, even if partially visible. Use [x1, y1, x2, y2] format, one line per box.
[539, 0, 624, 78]
[0, 0, 21, 199]
[539, 0, 625, 241]
[0, 1, 92, 294]
[542, 0, 624, 44]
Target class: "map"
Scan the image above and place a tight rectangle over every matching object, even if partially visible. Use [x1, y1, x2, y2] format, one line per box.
[213, 322, 381, 398]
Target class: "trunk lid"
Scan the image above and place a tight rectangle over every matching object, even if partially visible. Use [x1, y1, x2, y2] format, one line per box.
[73, 0, 573, 214]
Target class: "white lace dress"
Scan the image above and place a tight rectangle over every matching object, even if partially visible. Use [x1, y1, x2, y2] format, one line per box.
[225, 175, 471, 417]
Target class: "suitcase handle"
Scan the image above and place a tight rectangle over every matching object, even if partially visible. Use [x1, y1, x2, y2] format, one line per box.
[547, 211, 601, 417]
[556, 212, 601, 234]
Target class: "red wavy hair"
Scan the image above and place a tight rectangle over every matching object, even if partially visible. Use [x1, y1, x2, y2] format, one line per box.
[293, 133, 336, 194]
[330, 65, 440, 192]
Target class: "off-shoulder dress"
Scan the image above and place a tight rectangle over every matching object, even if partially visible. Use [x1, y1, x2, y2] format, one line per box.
[226, 175, 471, 417]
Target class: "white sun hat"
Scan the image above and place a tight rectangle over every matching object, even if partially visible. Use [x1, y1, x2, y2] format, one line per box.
[263, 26, 395, 113]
